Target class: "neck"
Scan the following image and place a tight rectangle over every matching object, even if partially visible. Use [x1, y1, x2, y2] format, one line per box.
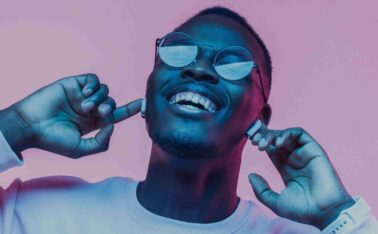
[136, 143, 243, 223]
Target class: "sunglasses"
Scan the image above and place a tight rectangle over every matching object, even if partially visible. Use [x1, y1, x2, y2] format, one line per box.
[155, 31, 267, 103]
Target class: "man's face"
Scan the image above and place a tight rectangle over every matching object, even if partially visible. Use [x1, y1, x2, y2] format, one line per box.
[145, 14, 266, 159]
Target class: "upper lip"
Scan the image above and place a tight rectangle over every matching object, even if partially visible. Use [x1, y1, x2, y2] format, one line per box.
[164, 83, 225, 111]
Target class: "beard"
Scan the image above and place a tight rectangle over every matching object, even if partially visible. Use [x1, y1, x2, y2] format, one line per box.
[148, 125, 242, 160]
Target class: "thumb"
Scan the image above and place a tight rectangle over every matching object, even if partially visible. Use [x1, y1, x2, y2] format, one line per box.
[248, 173, 279, 213]
[74, 124, 114, 157]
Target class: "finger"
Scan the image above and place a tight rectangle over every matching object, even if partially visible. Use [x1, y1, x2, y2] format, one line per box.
[287, 142, 325, 169]
[266, 144, 285, 170]
[111, 98, 143, 124]
[57, 76, 85, 105]
[275, 130, 297, 152]
[75, 74, 100, 97]
[98, 97, 116, 118]
[251, 132, 263, 145]
[248, 173, 279, 214]
[276, 127, 315, 151]
[258, 131, 275, 151]
[262, 145, 299, 185]
[81, 84, 109, 113]
[251, 123, 268, 146]
[73, 124, 114, 157]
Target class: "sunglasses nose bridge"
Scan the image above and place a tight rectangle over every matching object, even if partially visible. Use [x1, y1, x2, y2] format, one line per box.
[181, 55, 220, 84]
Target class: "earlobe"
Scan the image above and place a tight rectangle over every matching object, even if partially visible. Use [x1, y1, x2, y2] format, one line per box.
[259, 103, 272, 126]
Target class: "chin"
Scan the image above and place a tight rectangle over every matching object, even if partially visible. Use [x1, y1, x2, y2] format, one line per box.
[148, 128, 232, 160]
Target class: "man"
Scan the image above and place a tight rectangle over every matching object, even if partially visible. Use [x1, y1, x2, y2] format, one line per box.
[0, 6, 376, 234]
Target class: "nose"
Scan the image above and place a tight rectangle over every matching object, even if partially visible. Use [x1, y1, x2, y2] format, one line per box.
[181, 57, 220, 84]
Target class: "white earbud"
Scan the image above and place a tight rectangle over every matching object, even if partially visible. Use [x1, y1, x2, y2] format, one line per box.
[245, 119, 263, 139]
[141, 98, 146, 118]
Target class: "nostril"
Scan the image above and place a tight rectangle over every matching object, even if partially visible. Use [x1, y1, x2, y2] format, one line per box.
[199, 74, 217, 83]
[182, 69, 195, 79]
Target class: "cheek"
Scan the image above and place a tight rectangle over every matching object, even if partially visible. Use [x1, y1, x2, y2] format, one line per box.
[227, 85, 261, 129]
[146, 68, 176, 96]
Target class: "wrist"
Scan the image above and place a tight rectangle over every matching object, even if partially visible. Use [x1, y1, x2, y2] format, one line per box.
[0, 105, 35, 153]
[312, 196, 356, 230]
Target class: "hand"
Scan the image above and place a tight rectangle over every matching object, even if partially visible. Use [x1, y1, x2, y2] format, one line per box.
[8, 74, 142, 158]
[248, 123, 355, 229]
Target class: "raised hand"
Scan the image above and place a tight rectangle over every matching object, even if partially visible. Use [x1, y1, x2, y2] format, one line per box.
[4, 74, 142, 158]
[248, 122, 355, 229]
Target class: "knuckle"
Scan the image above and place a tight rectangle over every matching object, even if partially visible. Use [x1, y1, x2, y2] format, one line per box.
[86, 73, 99, 82]
[107, 96, 116, 104]
[293, 127, 304, 132]
[285, 127, 303, 135]
[109, 99, 116, 108]
[101, 84, 109, 92]
[99, 84, 109, 96]
[125, 105, 131, 117]
[259, 188, 271, 200]
[101, 143, 109, 151]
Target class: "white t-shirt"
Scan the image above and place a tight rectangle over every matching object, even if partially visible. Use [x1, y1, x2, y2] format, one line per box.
[0, 131, 377, 234]
[1, 175, 321, 234]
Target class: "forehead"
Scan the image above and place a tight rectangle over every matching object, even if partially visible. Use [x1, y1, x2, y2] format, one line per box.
[174, 14, 256, 52]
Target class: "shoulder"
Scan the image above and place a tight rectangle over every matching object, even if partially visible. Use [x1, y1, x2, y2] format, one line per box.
[1, 176, 137, 228]
[12, 175, 136, 208]
[17, 175, 135, 195]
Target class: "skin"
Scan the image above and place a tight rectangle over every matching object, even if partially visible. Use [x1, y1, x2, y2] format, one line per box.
[137, 14, 270, 223]
[139, 14, 354, 228]
[0, 74, 142, 157]
[0, 13, 355, 231]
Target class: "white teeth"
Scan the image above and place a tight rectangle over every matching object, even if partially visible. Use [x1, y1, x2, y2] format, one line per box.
[169, 91, 217, 112]
[199, 97, 206, 107]
[204, 99, 210, 110]
[192, 95, 199, 104]
[185, 93, 192, 101]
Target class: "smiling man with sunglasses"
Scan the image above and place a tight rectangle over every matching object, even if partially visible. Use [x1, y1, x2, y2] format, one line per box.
[0, 6, 377, 234]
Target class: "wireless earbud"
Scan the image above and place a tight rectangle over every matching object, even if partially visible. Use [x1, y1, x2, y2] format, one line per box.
[245, 119, 263, 140]
[141, 98, 146, 118]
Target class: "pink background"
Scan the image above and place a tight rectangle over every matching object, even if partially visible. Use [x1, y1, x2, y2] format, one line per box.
[0, 0, 377, 218]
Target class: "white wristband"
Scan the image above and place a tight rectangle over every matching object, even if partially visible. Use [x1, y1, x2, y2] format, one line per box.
[321, 197, 371, 234]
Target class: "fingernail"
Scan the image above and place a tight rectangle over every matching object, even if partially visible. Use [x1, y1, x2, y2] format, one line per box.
[99, 104, 111, 116]
[81, 101, 94, 112]
[83, 88, 93, 96]
[260, 138, 266, 148]
[276, 137, 283, 146]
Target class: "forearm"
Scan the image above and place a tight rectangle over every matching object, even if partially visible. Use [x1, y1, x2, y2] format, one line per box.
[0, 106, 34, 154]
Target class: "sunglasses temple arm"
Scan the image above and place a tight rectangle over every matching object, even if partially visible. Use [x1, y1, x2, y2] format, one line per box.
[154, 39, 160, 67]
[256, 66, 268, 104]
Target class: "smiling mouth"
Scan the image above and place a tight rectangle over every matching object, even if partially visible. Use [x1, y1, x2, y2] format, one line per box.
[168, 91, 218, 112]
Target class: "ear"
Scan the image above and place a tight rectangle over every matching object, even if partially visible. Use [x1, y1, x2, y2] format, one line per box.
[259, 103, 272, 126]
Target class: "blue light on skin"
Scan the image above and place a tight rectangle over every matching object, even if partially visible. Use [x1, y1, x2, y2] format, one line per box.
[137, 13, 271, 223]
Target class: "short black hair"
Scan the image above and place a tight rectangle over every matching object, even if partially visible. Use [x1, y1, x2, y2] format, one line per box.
[176, 6, 272, 97]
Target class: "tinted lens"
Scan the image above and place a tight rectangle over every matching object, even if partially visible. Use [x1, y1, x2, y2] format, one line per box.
[158, 32, 198, 67]
[214, 46, 255, 80]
